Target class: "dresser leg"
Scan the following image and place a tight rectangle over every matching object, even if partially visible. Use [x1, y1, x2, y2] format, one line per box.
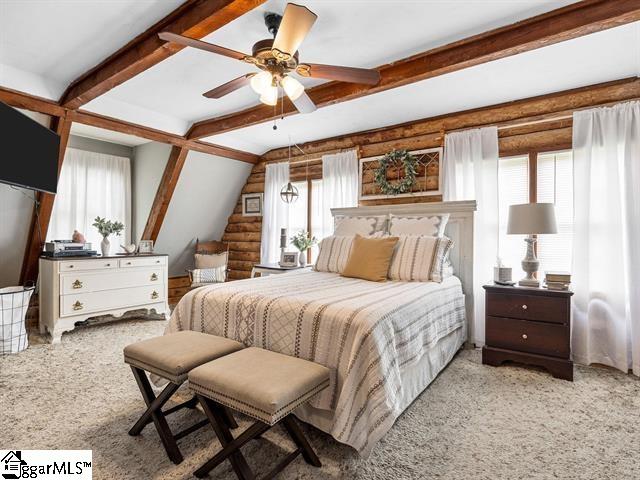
[50, 330, 63, 344]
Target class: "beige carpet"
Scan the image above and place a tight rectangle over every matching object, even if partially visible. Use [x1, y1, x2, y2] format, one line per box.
[2, 318, 639, 480]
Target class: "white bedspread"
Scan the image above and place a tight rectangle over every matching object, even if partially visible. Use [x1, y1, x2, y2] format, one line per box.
[168, 270, 465, 454]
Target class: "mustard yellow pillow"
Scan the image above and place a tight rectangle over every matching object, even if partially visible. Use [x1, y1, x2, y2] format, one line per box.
[341, 234, 399, 282]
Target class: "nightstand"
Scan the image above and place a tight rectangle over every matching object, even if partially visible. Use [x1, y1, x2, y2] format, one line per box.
[482, 284, 574, 381]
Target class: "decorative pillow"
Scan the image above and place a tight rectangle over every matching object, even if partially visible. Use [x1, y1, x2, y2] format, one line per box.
[314, 236, 354, 273]
[191, 267, 226, 284]
[334, 215, 387, 236]
[195, 252, 227, 269]
[388, 235, 454, 283]
[388, 214, 449, 237]
[342, 235, 399, 282]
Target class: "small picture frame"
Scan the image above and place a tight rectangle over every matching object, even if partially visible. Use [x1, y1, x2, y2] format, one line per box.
[137, 240, 154, 254]
[242, 193, 263, 217]
[279, 251, 298, 268]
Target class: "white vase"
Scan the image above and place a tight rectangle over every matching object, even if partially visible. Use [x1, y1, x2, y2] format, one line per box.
[299, 251, 306, 267]
[101, 236, 110, 257]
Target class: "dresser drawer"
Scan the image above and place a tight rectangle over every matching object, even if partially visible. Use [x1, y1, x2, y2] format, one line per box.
[59, 259, 118, 272]
[486, 292, 568, 324]
[60, 285, 165, 317]
[119, 256, 166, 268]
[486, 316, 569, 358]
[60, 268, 164, 295]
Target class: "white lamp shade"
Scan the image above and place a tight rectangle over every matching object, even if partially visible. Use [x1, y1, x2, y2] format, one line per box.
[281, 75, 304, 101]
[259, 85, 278, 106]
[250, 71, 272, 94]
[507, 203, 558, 235]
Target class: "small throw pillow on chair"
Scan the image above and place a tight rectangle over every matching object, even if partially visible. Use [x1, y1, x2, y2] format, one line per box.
[195, 252, 227, 269]
[341, 234, 399, 282]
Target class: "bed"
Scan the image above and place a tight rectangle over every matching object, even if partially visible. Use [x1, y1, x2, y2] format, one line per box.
[167, 200, 476, 456]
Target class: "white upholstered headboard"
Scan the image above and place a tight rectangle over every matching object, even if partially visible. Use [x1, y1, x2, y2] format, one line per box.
[331, 200, 477, 343]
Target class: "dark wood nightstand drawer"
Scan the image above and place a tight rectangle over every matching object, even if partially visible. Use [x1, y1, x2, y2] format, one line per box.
[486, 316, 569, 358]
[486, 292, 568, 324]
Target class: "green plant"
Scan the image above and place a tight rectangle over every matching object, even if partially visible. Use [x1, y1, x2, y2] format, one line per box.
[92, 217, 124, 238]
[290, 230, 317, 252]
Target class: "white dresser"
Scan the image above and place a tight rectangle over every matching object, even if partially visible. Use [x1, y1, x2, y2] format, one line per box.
[39, 254, 169, 343]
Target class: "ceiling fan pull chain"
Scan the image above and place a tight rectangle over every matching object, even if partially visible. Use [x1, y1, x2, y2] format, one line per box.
[273, 98, 278, 130]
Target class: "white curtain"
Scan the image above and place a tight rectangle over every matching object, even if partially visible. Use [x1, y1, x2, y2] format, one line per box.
[571, 101, 640, 376]
[443, 127, 499, 346]
[261, 162, 290, 264]
[320, 149, 359, 237]
[49, 148, 131, 247]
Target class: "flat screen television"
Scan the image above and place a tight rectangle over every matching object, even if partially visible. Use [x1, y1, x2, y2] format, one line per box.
[0, 101, 60, 193]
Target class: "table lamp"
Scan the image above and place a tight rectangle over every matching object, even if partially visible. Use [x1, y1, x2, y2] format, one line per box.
[507, 203, 558, 287]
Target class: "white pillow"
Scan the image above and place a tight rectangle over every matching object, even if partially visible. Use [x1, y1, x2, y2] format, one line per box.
[388, 214, 449, 237]
[388, 235, 454, 283]
[314, 236, 354, 273]
[334, 215, 387, 236]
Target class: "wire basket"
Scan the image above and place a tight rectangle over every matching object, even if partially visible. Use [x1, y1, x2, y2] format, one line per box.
[0, 284, 35, 354]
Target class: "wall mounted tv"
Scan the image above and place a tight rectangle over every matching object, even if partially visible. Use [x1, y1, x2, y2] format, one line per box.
[0, 101, 60, 194]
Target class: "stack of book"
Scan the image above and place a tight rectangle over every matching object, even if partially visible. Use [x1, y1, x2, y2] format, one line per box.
[544, 271, 571, 290]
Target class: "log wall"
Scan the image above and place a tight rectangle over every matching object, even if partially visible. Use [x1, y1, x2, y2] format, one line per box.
[221, 78, 640, 280]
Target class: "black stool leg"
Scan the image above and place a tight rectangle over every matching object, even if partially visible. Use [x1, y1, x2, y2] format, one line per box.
[282, 415, 322, 467]
[130, 366, 183, 464]
[195, 395, 255, 480]
[221, 405, 239, 429]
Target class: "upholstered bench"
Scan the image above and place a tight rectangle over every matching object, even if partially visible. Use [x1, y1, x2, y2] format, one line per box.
[188, 347, 330, 479]
[124, 331, 243, 464]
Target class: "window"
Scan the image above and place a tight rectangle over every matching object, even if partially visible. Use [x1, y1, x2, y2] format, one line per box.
[288, 179, 325, 262]
[536, 151, 574, 273]
[497, 150, 574, 277]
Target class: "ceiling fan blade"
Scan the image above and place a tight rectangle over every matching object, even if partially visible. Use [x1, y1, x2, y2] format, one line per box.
[203, 73, 255, 99]
[290, 90, 317, 114]
[297, 63, 380, 85]
[272, 3, 317, 60]
[158, 32, 248, 61]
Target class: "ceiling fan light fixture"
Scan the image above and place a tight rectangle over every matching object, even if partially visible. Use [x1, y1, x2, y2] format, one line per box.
[281, 75, 304, 101]
[250, 70, 273, 94]
[260, 85, 279, 106]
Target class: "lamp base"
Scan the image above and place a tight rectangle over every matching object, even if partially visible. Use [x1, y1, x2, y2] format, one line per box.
[519, 235, 540, 288]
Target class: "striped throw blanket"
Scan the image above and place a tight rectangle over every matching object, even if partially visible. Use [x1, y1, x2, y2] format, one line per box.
[168, 270, 465, 454]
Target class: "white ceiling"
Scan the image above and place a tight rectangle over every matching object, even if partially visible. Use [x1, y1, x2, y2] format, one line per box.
[70, 123, 150, 147]
[1, 0, 638, 154]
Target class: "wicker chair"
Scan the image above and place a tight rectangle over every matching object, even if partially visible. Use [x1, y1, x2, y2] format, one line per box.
[186, 239, 230, 288]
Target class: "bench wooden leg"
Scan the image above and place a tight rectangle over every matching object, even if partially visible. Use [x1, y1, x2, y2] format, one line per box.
[282, 415, 322, 467]
[130, 366, 183, 464]
[196, 395, 255, 480]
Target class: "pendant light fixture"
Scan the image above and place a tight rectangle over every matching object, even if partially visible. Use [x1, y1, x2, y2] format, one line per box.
[280, 141, 299, 203]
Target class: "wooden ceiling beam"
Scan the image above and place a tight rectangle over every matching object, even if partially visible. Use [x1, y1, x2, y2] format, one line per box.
[20, 114, 72, 285]
[0, 86, 65, 117]
[261, 77, 640, 161]
[60, 0, 266, 109]
[188, 0, 640, 140]
[141, 146, 189, 242]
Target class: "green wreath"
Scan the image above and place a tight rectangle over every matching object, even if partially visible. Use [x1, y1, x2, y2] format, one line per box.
[374, 149, 418, 195]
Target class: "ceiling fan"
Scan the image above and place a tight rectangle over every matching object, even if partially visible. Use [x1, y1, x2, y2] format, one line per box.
[158, 3, 381, 114]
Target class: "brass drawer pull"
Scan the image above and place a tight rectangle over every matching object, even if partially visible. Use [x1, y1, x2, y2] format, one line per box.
[105, 263, 111, 267]
[73, 301, 84, 311]
[72, 279, 83, 289]
[126, 261, 132, 265]
[156, 260, 161, 264]
[522, 334, 528, 340]
[522, 304, 528, 310]
[68, 265, 74, 269]
[151, 291, 159, 299]
[150, 273, 158, 281]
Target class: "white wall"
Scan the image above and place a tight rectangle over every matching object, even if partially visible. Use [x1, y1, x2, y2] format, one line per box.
[0, 109, 51, 287]
[131, 142, 170, 242]
[155, 150, 252, 276]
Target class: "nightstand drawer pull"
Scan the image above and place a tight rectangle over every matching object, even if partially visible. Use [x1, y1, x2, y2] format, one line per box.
[72, 279, 83, 289]
[522, 304, 528, 310]
[151, 291, 159, 299]
[150, 273, 158, 281]
[522, 334, 528, 339]
[73, 301, 83, 311]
